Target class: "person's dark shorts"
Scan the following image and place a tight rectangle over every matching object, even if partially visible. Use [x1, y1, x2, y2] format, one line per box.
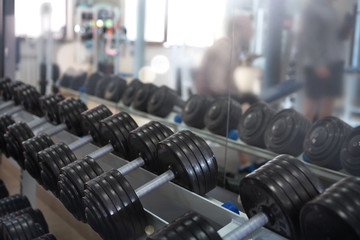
[304, 61, 344, 100]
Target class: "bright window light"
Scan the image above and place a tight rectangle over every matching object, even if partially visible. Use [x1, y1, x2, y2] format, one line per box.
[15, 0, 66, 37]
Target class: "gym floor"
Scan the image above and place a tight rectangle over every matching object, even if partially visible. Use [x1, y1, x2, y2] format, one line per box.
[0, 156, 101, 240]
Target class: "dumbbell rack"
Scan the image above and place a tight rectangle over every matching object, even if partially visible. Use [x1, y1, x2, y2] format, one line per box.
[61, 87, 349, 185]
[0, 98, 285, 239]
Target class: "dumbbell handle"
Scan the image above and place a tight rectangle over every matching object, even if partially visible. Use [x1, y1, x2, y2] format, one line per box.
[117, 157, 144, 175]
[28, 117, 48, 129]
[0, 100, 15, 111]
[67, 135, 93, 152]
[88, 143, 114, 160]
[3, 106, 22, 115]
[135, 169, 175, 199]
[223, 212, 269, 240]
[43, 123, 67, 136]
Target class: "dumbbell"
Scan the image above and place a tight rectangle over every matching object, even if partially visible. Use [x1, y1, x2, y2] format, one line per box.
[132, 83, 158, 112]
[148, 211, 221, 240]
[0, 92, 67, 155]
[58, 121, 174, 222]
[238, 102, 276, 148]
[204, 98, 242, 136]
[234, 154, 323, 240]
[38, 111, 138, 195]
[103, 75, 127, 102]
[264, 109, 311, 156]
[0, 194, 31, 217]
[1, 213, 49, 240]
[0, 207, 48, 235]
[21, 104, 112, 184]
[300, 176, 360, 240]
[181, 94, 214, 129]
[147, 86, 185, 118]
[0, 81, 44, 117]
[83, 130, 218, 239]
[303, 116, 353, 170]
[121, 79, 143, 106]
[341, 126, 360, 176]
[33, 234, 57, 240]
[2, 97, 92, 169]
[0, 179, 9, 199]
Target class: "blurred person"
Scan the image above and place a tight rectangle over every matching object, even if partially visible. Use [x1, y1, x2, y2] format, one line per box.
[195, 14, 255, 97]
[195, 13, 260, 169]
[298, 0, 354, 121]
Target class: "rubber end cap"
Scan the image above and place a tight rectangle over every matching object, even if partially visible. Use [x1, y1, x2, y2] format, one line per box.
[174, 114, 182, 123]
[221, 201, 239, 214]
[227, 129, 238, 140]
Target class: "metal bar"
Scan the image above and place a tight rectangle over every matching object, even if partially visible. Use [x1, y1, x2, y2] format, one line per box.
[67, 135, 93, 151]
[4, 105, 22, 115]
[117, 157, 145, 175]
[0, 100, 15, 111]
[0, 0, 4, 78]
[43, 123, 67, 136]
[135, 170, 175, 199]
[28, 117, 47, 129]
[88, 143, 114, 160]
[223, 212, 268, 240]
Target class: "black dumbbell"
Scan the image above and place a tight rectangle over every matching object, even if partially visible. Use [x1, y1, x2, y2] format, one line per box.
[58, 121, 173, 222]
[300, 176, 360, 240]
[104, 75, 127, 102]
[84, 72, 104, 95]
[0, 82, 44, 117]
[40, 93, 65, 124]
[204, 98, 242, 136]
[3, 98, 92, 169]
[236, 155, 323, 240]
[2, 213, 48, 240]
[121, 79, 143, 106]
[264, 109, 311, 156]
[0, 194, 31, 217]
[238, 102, 276, 148]
[22, 104, 112, 184]
[147, 211, 221, 240]
[341, 126, 360, 176]
[181, 94, 214, 129]
[0, 179, 9, 199]
[38, 112, 138, 196]
[0, 93, 66, 156]
[83, 130, 218, 239]
[133, 83, 158, 112]
[147, 86, 185, 118]
[304, 116, 353, 170]
[33, 234, 57, 240]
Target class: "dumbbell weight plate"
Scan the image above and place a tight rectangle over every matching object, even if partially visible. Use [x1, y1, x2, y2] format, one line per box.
[171, 136, 206, 196]
[182, 94, 214, 129]
[0, 114, 15, 156]
[304, 116, 352, 170]
[5, 122, 35, 168]
[190, 213, 221, 240]
[182, 131, 218, 192]
[147, 86, 178, 117]
[40, 94, 65, 124]
[34, 234, 57, 240]
[182, 217, 208, 240]
[112, 170, 147, 235]
[23, 134, 55, 184]
[81, 104, 112, 145]
[100, 112, 138, 159]
[96, 175, 136, 238]
[122, 79, 143, 106]
[273, 155, 323, 196]
[240, 171, 295, 239]
[85, 178, 127, 239]
[84, 72, 104, 95]
[104, 76, 127, 102]
[133, 84, 158, 112]
[341, 127, 360, 176]
[238, 102, 276, 148]
[104, 173, 140, 238]
[58, 98, 88, 136]
[95, 75, 111, 98]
